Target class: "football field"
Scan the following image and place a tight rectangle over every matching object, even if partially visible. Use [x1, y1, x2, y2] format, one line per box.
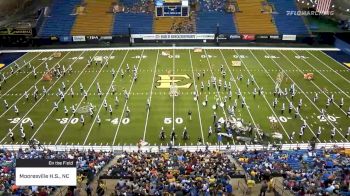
[0, 47, 349, 147]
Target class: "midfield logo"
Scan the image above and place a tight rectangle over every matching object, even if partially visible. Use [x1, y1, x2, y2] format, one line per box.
[156, 75, 192, 89]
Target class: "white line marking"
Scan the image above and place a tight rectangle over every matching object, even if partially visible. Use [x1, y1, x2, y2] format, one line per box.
[188, 49, 205, 143]
[172, 48, 175, 130]
[142, 50, 159, 140]
[112, 50, 145, 145]
[83, 50, 129, 145]
[0, 47, 340, 53]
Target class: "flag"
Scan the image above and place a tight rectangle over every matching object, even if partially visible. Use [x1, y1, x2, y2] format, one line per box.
[316, 0, 332, 15]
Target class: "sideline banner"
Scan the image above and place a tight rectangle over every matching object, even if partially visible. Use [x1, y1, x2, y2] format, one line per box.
[282, 35, 297, 41]
[131, 34, 215, 40]
[72, 36, 86, 42]
[241, 34, 256, 41]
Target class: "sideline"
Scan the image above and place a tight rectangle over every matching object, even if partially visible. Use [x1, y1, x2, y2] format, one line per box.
[0, 46, 340, 53]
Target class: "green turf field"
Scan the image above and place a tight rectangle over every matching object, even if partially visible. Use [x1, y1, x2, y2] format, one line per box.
[0, 48, 349, 146]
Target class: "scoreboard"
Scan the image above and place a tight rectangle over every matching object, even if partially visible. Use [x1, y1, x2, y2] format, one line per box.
[155, 0, 189, 17]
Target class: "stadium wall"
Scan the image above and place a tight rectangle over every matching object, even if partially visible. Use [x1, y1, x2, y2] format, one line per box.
[1, 32, 347, 48]
[335, 36, 350, 56]
[2, 142, 349, 152]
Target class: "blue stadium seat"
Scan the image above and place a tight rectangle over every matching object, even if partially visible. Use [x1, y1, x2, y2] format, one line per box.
[269, 0, 308, 35]
[39, 0, 81, 37]
[113, 13, 153, 34]
[196, 12, 237, 34]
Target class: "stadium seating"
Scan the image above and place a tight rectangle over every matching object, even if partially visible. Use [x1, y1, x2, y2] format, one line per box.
[113, 13, 153, 34]
[38, 0, 81, 37]
[235, 148, 350, 195]
[269, 0, 309, 35]
[102, 150, 236, 195]
[71, 0, 114, 36]
[235, 0, 278, 35]
[195, 0, 237, 34]
[154, 17, 195, 34]
[196, 12, 237, 34]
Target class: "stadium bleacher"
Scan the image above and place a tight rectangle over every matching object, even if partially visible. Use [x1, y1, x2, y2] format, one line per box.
[235, 0, 277, 35]
[196, 12, 237, 34]
[196, 0, 237, 34]
[234, 147, 350, 195]
[154, 17, 195, 34]
[36, 0, 310, 36]
[38, 0, 81, 38]
[113, 13, 153, 34]
[71, 0, 115, 36]
[269, 0, 309, 35]
[102, 150, 236, 195]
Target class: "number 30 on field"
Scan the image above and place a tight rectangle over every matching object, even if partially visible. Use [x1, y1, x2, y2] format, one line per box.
[164, 117, 183, 124]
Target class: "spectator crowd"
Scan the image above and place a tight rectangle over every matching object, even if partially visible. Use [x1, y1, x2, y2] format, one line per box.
[234, 147, 350, 195]
[171, 21, 194, 33]
[103, 150, 235, 195]
[2, 145, 350, 196]
[199, 0, 226, 12]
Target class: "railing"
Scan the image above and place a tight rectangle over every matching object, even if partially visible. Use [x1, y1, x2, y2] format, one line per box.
[1, 142, 350, 152]
[273, 177, 295, 196]
[237, 180, 248, 196]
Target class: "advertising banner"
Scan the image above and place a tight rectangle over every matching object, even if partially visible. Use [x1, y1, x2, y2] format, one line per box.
[241, 34, 256, 41]
[131, 34, 215, 40]
[282, 35, 297, 41]
[72, 36, 86, 42]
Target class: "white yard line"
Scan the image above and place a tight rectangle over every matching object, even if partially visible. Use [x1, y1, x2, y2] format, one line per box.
[0, 52, 56, 100]
[30, 51, 99, 141]
[0, 51, 85, 143]
[142, 50, 160, 141]
[265, 50, 348, 141]
[112, 50, 145, 145]
[172, 48, 175, 130]
[188, 49, 205, 143]
[83, 50, 129, 145]
[0, 47, 339, 53]
[54, 50, 114, 145]
[291, 50, 350, 99]
[279, 51, 347, 116]
[0, 52, 71, 118]
[247, 50, 320, 142]
[0, 52, 42, 82]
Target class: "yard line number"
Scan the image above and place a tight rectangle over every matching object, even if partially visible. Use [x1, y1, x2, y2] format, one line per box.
[164, 117, 183, 124]
[8, 117, 32, 124]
